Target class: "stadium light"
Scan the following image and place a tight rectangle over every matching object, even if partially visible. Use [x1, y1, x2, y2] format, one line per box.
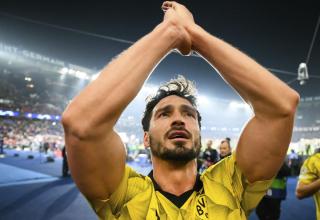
[229, 101, 250, 110]
[91, 73, 100, 81]
[58, 67, 90, 80]
[198, 95, 209, 105]
[141, 84, 158, 95]
[59, 67, 69, 74]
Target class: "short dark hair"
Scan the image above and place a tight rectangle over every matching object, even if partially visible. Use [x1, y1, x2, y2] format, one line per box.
[221, 140, 231, 149]
[141, 75, 202, 132]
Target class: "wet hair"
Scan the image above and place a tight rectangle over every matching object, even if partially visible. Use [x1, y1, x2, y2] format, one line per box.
[141, 75, 202, 132]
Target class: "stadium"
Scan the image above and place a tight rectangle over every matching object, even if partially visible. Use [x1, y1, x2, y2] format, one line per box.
[0, 1, 319, 219]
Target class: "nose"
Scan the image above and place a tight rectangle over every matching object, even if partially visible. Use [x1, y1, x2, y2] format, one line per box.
[171, 113, 186, 127]
[171, 119, 185, 127]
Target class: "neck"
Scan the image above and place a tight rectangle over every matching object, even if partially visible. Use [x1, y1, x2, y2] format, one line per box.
[151, 156, 197, 196]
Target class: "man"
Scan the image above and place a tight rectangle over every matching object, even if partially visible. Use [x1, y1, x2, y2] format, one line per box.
[296, 148, 320, 219]
[256, 162, 291, 220]
[288, 149, 300, 176]
[62, 145, 69, 177]
[62, 2, 299, 219]
[218, 139, 232, 161]
[201, 139, 218, 168]
[0, 133, 4, 158]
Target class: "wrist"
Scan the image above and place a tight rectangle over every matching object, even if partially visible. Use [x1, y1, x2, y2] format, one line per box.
[186, 24, 206, 51]
[158, 20, 185, 50]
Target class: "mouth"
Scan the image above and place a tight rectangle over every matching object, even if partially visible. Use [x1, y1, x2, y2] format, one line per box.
[167, 130, 190, 141]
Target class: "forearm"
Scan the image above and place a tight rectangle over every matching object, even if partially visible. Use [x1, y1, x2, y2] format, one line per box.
[296, 179, 320, 199]
[188, 25, 299, 117]
[186, 24, 299, 181]
[62, 21, 181, 138]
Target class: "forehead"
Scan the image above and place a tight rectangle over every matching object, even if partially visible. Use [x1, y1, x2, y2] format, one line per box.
[152, 95, 194, 113]
[220, 142, 229, 148]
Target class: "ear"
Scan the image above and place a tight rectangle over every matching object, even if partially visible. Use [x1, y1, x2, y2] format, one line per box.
[143, 132, 150, 149]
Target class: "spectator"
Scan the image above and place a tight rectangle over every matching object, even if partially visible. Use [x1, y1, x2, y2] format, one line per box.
[201, 139, 218, 167]
[256, 162, 291, 220]
[62, 146, 69, 177]
[219, 139, 232, 161]
[296, 148, 320, 219]
[288, 149, 299, 176]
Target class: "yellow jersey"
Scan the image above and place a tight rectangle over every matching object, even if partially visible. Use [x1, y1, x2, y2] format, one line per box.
[88, 153, 272, 219]
[298, 153, 320, 219]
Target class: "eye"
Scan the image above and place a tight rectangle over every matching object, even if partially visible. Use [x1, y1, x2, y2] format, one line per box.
[159, 112, 169, 117]
[186, 111, 196, 118]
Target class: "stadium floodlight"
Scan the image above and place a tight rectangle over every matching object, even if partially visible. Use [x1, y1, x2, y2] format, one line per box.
[140, 84, 158, 95]
[24, 77, 32, 81]
[75, 70, 89, 80]
[91, 73, 100, 81]
[229, 101, 242, 108]
[68, 69, 76, 74]
[198, 95, 209, 106]
[59, 67, 69, 74]
[229, 101, 250, 110]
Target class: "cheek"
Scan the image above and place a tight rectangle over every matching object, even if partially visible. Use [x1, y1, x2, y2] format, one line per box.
[190, 125, 200, 137]
[149, 124, 166, 139]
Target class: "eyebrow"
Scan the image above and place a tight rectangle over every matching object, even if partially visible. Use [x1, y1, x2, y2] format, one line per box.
[154, 105, 173, 116]
[154, 104, 197, 117]
[180, 104, 197, 115]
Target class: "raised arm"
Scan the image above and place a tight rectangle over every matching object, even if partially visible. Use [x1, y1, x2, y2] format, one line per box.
[163, 2, 299, 182]
[61, 16, 192, 200]
[190, 20, 299, 182]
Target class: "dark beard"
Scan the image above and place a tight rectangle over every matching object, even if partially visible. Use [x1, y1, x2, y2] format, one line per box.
[149, 135, 201, 164]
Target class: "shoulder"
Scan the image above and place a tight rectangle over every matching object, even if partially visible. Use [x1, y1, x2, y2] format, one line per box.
[201, 153, 272, 190]
[88, 165, 154, 219]
[303, 153, 320, 168]
[124, 166, 153, 193]
[200, 153, 272, 216]
[201, 154, 236, 183]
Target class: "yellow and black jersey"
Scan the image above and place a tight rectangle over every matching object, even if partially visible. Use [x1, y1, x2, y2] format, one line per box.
[88, 154, 272, 219]
[298, 153, 320, 219]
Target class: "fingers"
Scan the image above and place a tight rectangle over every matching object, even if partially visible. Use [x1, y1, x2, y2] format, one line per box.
[162, 2, 171, 12]
[162, 1, 176, 12]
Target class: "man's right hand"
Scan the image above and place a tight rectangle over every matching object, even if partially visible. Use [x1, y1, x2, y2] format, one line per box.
[162, 1, 194, 55]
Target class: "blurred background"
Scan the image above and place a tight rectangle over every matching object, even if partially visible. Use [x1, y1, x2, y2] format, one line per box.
[0, 0, 319, 219]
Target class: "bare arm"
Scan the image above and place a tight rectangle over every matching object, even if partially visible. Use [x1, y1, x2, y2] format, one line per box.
[62, 19, 191, 200]
[163, 1, 300, 182]
[189, 25, 299, 182]
[296, 180, 320, 199]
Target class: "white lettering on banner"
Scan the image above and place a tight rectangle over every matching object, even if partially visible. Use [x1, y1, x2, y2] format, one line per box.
[0, 42, 65, 66]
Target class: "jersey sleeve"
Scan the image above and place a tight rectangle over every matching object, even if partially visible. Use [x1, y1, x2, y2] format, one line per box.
[86, 165, 149, 219]
[202, 153, 273, 217]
